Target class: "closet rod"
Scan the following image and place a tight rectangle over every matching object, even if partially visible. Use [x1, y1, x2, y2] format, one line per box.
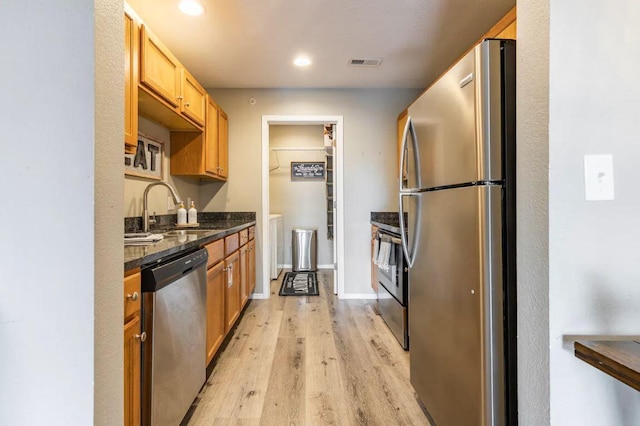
[271, 147, 325, 152]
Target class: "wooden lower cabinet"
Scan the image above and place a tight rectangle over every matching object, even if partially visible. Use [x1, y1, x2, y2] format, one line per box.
[206, 261, 226, 364]
[124, 316, 141, 426]
[371, 226, 379, 294]
[239, 244, 249, 308]
[248, 239, 256, 294]
[123, 269, 141, 426]
[224, 251, 241, 333]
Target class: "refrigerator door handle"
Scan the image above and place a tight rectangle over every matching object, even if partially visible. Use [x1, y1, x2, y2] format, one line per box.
[399, 192, 421, 269]
[399, 116, 421, 191]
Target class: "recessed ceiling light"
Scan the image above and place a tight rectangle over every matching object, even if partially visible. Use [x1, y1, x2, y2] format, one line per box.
[179, 0, 205, 16]
[293, 56, 312, 67]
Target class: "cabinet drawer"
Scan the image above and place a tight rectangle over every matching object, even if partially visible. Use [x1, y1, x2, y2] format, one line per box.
[204, 239, 224, 269]
[124, 270, 141, 322]
[225, 233, 239, 256]
[248, 226, 255, 241]
[239, 228, 249, 246]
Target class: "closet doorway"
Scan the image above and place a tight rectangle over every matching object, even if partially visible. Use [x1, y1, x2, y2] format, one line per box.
[260, 115, 344, 299]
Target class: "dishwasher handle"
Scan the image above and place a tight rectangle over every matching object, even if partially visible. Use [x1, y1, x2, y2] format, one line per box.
[142, 248, 208, 292]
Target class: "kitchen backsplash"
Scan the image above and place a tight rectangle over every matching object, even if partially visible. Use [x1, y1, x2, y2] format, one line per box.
[125, 212, 256, 233]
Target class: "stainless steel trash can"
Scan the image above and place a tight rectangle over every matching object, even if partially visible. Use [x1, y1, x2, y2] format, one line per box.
[292, 228, 317, 272]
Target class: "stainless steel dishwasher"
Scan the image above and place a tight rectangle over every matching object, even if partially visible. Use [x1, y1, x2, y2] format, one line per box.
[141, 248, 208, 426]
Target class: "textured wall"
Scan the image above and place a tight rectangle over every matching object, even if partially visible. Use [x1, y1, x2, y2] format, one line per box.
[0, 1, 96, 423]
[548, 1, 640, 424]
[94, 0, 124, 424]
[200, 89, 420, 296]
[269, 125, 333, 266]
[516, 1, 551, 424]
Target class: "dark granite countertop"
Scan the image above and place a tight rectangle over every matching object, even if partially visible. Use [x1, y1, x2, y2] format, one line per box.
[124, 214, 255, 271]
[371, 212, 402, 235]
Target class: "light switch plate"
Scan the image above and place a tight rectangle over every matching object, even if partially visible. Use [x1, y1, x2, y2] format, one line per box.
[167, 196, 175, 211]
[584, 154, 614, 201]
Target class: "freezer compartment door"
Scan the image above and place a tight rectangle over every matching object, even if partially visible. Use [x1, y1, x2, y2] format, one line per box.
[409, 185, 504, 426]
[407, 40, 505, 188]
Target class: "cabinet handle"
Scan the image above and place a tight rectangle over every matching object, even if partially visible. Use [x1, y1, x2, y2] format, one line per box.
[135, 332, 147, 342]
[177, 95, 183, 100]
[126, 292, 139, 301]
[220, 167, 224, 172]
[184, 102, 190, 107]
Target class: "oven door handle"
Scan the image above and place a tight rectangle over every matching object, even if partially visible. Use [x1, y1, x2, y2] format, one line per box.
[390, 236, 402, 245]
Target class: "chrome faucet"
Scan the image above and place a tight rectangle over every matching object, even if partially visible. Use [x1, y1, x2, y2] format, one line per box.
[143, 182, 182, 232]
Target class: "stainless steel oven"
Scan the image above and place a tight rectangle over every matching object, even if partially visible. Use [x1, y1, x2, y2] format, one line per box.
[375, 229, 409, 349]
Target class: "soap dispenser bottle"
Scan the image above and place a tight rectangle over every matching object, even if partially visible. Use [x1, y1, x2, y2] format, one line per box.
[177, 202, 187, 225]
[188, 201, 198, 224]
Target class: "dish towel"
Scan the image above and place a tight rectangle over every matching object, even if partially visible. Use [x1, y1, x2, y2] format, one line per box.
[372, 235, 380, 265]
[377, 235, 392, 272]
[124, 233, 164, 245]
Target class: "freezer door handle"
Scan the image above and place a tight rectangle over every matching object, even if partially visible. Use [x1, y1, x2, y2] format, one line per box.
[399, 116, 421, 191]
[399, 192, 420, 269]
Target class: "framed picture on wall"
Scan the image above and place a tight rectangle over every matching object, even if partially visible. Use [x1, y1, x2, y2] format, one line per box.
[291, 162, 325, 180]
[124, 133, 163, 180]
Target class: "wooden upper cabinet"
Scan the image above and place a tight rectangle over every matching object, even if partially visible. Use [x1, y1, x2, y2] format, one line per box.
[181, 69, 206, 126]
[217, 109, 229, 179]
[124, 11, 138, 152]
[140, 24, 181, 108]
[205, 96, 220, 175]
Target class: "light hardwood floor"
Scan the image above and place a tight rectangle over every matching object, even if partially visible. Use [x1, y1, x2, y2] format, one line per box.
[188, 270, 431, 426]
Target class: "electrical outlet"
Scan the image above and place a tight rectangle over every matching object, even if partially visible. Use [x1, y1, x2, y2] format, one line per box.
[584, 154, 614, 201]
[167, 196, 175, 211]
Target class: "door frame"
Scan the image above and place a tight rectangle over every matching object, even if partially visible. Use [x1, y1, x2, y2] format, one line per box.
[260, 115, 345, 299]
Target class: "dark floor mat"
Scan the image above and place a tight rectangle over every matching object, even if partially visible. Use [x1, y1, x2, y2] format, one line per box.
[278, 272, 319, 296]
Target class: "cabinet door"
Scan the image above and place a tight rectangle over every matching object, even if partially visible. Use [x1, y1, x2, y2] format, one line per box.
[224, 252, 240, 332]
[217, 109, 229, 179]
[124, 12, 138, 151]
[239, 244, 249, 308]
[181, 69, 206, 126]
[206, 261, 225, 364]
[205, 96, 220, 175]
[248, 239, 256, 294]
[140, 24, 181, 108]
[124, 317, 141, 426]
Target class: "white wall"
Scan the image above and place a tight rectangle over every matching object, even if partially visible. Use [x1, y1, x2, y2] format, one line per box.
[0, 1, 99, 424]
[269, 125, 333, 266]
[547, 1, 640, 424]
[95, 0, 125, 424]
[517, 1, 551, 424]
[201, 89, 420, 296]
[124, 117, 201, 218]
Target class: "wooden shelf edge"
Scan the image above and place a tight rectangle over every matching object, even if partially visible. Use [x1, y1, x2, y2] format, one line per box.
[138, 85, 201, 132]
[574, 340, 640, 392]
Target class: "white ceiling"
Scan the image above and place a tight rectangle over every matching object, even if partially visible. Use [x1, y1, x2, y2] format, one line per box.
[126, 0, 515, 89]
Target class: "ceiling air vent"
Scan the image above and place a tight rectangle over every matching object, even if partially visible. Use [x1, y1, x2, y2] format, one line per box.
[348, 57, 383, 68]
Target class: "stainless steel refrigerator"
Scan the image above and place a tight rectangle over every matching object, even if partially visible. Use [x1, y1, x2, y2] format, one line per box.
[399, 39, 517, 426]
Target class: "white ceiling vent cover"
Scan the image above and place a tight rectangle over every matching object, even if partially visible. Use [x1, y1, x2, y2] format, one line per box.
[348, 58, 383, 67]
